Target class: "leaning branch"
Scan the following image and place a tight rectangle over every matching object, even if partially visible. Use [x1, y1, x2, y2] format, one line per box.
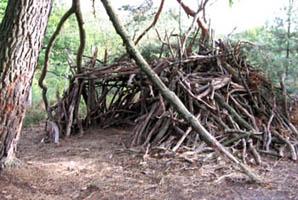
[100, 0, 261, 182]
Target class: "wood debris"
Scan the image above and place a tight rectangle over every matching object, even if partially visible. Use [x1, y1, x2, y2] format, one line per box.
[46, 39, 298, 164]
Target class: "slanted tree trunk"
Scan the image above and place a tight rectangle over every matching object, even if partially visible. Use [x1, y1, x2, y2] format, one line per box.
[0, 0, 53, 168]
[101, 0, 261, 182]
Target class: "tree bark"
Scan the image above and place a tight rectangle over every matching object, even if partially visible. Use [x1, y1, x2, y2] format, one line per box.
[100, 0, 261, 182]
[0, 0, 53, 168]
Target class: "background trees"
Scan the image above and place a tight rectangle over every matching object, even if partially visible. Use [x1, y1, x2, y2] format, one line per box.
[0, 0, 8, 21]
[231, 0, 298, 92]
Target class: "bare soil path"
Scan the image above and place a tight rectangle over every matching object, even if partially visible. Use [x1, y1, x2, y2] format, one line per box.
[0, 125, 297, 200]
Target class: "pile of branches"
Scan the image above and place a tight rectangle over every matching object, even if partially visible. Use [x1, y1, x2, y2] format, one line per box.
[36, 1, 298, 183]
[47, 38, 298, 164]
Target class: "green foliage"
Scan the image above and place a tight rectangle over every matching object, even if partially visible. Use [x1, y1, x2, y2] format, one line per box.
[229, 0, 234, 7]
[231, 1, 298, 92]
[229, 0, 240, 7]
[31, 0, 250, 109]
[120, 1, 155, 33]
[0, 0, 8, 21]
[33, 2, 126, 104]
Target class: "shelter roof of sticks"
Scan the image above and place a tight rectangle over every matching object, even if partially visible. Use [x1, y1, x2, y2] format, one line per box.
[48, 37, 298, 165]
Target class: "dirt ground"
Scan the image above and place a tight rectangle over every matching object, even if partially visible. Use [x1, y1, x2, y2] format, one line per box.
[0, 125, 298, 200]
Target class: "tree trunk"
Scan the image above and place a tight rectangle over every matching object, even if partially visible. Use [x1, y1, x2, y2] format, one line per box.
[0, 0, 53, 168]
[285, 0, 293, 75]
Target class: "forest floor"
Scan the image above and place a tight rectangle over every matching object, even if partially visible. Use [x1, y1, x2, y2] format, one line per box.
[0, 124, 298, 200]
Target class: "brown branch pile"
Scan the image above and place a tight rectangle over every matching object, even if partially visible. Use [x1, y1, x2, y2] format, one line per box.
[48, 39, 298, 165]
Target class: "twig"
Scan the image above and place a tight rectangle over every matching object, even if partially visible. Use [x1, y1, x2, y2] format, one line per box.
[248, 139, 262, 165]
[180, 8, 200, 57]
[134, 0, 165, 45]
[242, 139, 247, 164]
[172, 113, 200, 152]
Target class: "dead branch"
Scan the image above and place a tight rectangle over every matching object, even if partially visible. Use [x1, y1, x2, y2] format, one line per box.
[134, 0, 165, 45]
[175, 0, 209, 42]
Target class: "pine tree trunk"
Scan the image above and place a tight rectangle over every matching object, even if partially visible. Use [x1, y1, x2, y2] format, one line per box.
[0, 0, 53, 168]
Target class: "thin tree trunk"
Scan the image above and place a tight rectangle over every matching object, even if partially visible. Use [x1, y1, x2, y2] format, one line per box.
[100, 0, 261, 182]
[0, 0, 53, 168]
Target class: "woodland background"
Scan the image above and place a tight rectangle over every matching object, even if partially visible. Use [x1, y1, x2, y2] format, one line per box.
[1, 0, 298, 127]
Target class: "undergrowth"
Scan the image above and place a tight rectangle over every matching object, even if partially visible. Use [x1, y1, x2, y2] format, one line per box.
[23, 105, 47, 127]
